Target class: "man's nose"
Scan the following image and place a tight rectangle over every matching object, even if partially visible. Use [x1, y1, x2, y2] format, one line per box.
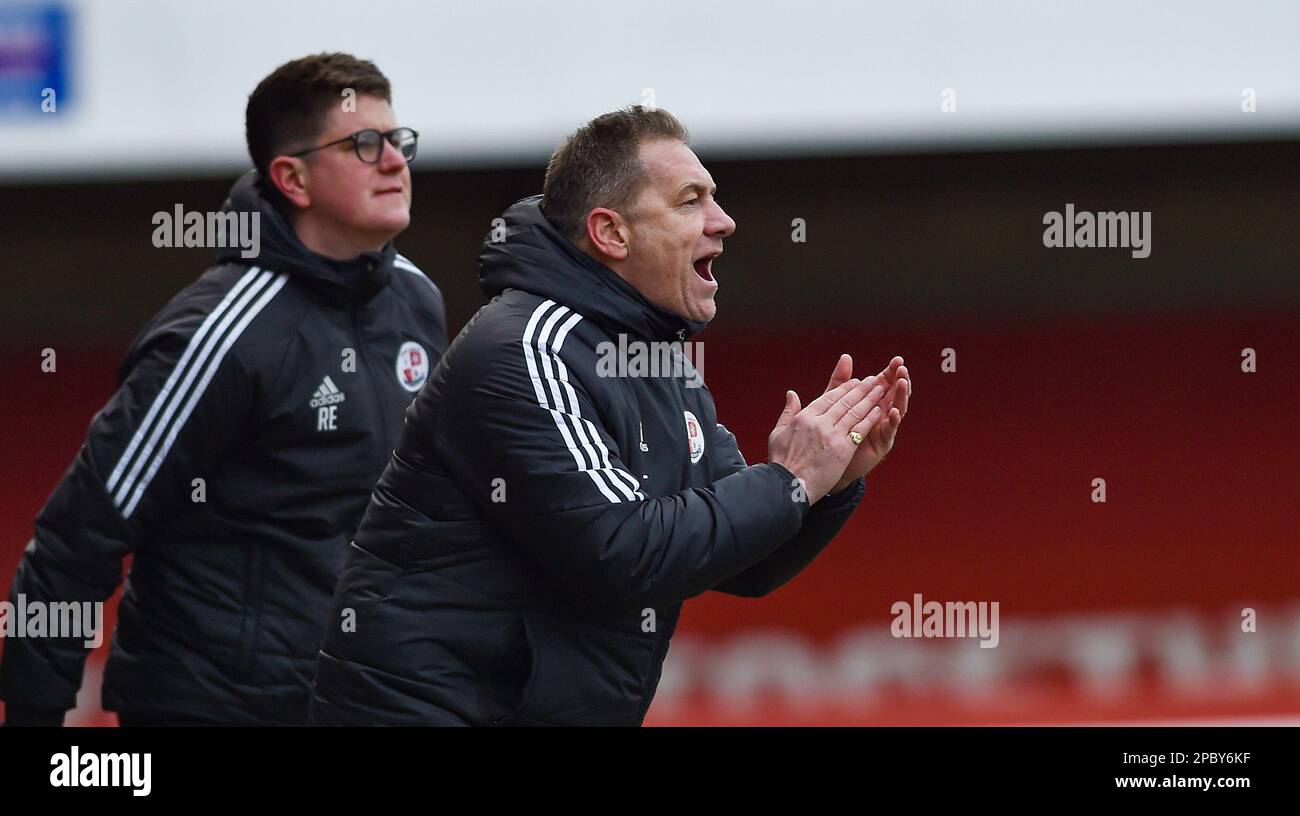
[377, 137, 407, 171]
[708, 201, 737, 238]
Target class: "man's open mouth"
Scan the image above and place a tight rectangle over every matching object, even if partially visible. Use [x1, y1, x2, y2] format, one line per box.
[693, 251, 721, 281]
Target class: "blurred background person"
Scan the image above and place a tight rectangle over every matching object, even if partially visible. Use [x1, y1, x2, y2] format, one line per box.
[0, 52, 447, 726]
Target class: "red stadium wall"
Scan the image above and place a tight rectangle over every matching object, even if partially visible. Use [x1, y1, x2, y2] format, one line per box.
[2, 310, 1297, 725]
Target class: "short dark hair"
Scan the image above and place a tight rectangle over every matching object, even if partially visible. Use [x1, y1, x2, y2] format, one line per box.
[542, 106, 690, 242]
[245, 53, 391, 181]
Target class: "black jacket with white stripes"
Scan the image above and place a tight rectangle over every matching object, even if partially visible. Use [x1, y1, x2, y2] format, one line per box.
[309, 195, 865, 726]
[0, 172, 448, 725]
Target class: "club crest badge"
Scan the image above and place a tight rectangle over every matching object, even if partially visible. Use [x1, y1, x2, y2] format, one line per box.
[683, 410, 705, 464]
[396, 341, 429, 392]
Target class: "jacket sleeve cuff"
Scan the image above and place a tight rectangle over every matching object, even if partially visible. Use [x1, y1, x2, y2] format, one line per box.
[3, 706, 67, 727]
[816, 475, 866, 510]
[766, 463, 814, 520]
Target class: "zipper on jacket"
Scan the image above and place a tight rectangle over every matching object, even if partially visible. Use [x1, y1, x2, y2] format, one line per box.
[633, 378, 692, 719]
[351, 301, 392, 472]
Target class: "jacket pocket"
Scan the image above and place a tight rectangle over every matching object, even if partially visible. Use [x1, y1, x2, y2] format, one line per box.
[491, 610, 647, 727]
[491, 611, 543, 726]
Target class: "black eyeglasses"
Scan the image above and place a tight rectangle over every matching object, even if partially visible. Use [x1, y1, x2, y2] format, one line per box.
[290, 127, 419, 164]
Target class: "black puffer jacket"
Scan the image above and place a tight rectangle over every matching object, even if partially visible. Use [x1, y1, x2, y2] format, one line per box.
[0, 172, 448, 725]
[310, 195, 864, 726]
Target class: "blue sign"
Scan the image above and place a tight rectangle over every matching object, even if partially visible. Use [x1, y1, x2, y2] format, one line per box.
[0, 2, 72, 116]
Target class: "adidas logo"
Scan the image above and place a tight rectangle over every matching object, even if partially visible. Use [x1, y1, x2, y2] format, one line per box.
[309, 375, 347, 408]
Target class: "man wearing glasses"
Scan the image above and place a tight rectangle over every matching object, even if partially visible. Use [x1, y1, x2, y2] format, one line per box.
[0, 53, 447, 726]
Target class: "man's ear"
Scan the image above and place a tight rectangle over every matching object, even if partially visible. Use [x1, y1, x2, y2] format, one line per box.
[267, 156, 311, 210]
[585, 208, 630, 261]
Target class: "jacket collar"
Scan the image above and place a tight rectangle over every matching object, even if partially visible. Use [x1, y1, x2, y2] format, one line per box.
[217, 170, 395, 305]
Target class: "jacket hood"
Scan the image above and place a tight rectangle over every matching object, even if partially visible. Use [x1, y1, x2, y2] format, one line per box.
[478, 195, 708, 343]
[217, 170, 395, 304]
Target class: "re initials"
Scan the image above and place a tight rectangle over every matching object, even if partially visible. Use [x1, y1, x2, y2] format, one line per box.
[318, 405, 338, 431]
